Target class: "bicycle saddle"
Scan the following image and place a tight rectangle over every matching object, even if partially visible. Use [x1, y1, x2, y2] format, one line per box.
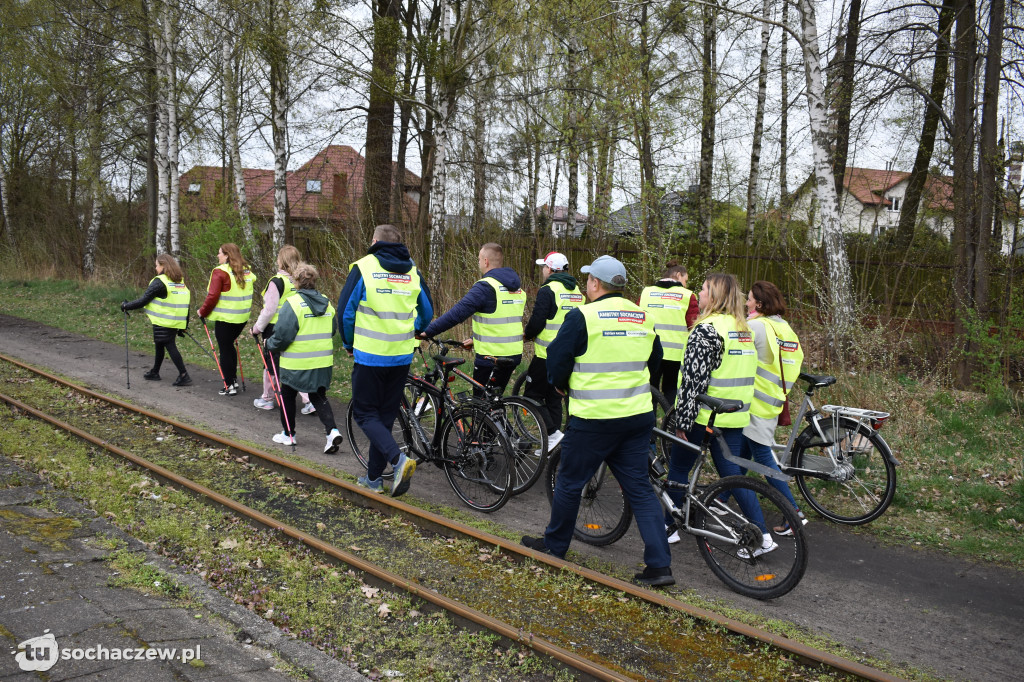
[696, 394, 743, 413]
[798, 372, 836, 387]
[432, 355, 466, 368]
[488, 356, 519, 367]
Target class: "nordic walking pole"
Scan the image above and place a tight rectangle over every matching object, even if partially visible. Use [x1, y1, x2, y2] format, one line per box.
[123, 308, 131, 389]
[201, 319, 231, 392]
[182, 330, 217, 363]
[235, 339, 246, 392]
[262, 336, 295, 449]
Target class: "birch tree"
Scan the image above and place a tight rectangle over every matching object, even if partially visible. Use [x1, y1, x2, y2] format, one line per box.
[746, 0, 772, 245]
[220, 2, 256, 253]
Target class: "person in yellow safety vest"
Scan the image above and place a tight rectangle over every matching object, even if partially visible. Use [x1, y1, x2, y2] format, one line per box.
[665, 273, 777, 557]
[120, 253, 193, 387]
[522, 251, 583, 450]
[521, 255, 674, 588]
[197, 242, 256, 396]
[250, 245, 314, 415]
[418, 242, 525, 395]
[264, 262, 344, 454]
[339, 224, 433, 497]
[637, 260, 698, 401]
[741, 280, 807, 534]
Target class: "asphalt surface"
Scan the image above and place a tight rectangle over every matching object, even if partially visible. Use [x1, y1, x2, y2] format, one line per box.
[1, 312, 1022, 681]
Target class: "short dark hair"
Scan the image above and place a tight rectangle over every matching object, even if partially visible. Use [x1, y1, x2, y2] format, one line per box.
[750, 280, 787, 317]
[663, 260, 687, 279]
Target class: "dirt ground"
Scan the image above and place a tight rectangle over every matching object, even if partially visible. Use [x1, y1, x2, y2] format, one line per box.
[1, 313, 1020, 681]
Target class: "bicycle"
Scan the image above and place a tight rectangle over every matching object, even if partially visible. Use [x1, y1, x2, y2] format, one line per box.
[769, 372, 897, 525]
[544, 394, 808, 600]
[344, 344, 516, 512]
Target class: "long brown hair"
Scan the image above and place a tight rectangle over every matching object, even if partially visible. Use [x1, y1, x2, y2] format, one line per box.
[750, 280, 787, 317]
[219, 243, 249, 287]
[156, 253, 183, 283]
[697, 273, 749, 332]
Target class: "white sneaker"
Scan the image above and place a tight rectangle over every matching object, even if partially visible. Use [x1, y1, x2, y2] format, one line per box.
[219, 382, 239, 396]
[547, 429, 564, 450]
[324, 428, 343, 454]
[272, 431, 296, 446]
[301, 402, 316, 415]
[737, 533, 778, 559]
[253, 397, 275, 410]
[666, 526, 681, 545]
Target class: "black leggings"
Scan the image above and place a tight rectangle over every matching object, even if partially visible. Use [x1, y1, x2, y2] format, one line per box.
[650, 359, 681, 404]
[279, 385, 336, 437]
[214, 321, 245, 384]
[152, 326, 186, 375]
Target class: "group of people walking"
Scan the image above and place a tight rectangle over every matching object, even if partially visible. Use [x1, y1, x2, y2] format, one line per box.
[122, 224, 803, 587]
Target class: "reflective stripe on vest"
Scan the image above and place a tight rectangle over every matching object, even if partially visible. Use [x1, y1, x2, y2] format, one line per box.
[568, 298, 655, 420]
[206, 264, 256, 324]
[535, 283, 584, 359]
[350, 253, 422, 356]
[144, 274, 191, 329]
[638, 285, 693, 362]
[749, 317, 804, 419]
[471, 277, 526, 356]
[262, 273, 296, 326]
[696, 314, 757, 428]
[279, 295, 336, 370]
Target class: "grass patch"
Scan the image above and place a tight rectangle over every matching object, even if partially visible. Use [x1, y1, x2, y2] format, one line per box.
[107, 549, 192, 601]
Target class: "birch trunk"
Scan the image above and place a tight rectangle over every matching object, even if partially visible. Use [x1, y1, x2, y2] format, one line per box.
[429, 91, 448, 277]
[0, 151, 12, 247]
[796, 0, 855, 350]
[746, 0, 771, 246]
[779, 0, 789, 203]
[163, 8, 180, 256]
[529, 138, 539, 234]
[270, 48, 289, 250]
[221, 5, 255, 249]
[698, 2, 717, 244]
[154, 12, 169, 255]
[975, 0, 1003, 311]
[82, 83, 103, 277]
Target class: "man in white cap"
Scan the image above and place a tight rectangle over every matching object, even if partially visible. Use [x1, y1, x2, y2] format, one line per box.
[522, 251, 584, 450]
[522, 255, 674, 587]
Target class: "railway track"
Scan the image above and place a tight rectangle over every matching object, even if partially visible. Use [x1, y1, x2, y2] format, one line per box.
[0, 352, 903, 681]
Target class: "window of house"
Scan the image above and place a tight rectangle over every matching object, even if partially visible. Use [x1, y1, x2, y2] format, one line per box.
[186, 183, 201, 195]
[306, 179, 322, 194]
[887, 196, 901, 212]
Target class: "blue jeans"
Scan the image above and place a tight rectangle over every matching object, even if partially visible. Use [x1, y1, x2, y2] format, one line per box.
[545, 414, 671, 570]
[352, 363, 409, 481]
[666, 424, 767, 533]
[740, 437, 801, 512]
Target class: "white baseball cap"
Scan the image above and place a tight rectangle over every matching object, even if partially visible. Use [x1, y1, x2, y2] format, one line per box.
[535, 251, 569, 271]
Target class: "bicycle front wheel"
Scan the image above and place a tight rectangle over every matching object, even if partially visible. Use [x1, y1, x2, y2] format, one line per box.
[793, 417, 897, 525]
[544, 449, 633, 546]
[441, 407, 514, 513]
[694, 476, 807, 600]
[501, 396, 548, 495]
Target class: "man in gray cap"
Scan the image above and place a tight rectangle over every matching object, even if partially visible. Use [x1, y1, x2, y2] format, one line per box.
[521, 255, 674, 587]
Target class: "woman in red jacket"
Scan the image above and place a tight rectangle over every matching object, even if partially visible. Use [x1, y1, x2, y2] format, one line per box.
[197, 243, 255, 396]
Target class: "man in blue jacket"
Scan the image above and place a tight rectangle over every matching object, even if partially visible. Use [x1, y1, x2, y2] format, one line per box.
[338, 224, 433, 496]
[418, 242, 525, 395]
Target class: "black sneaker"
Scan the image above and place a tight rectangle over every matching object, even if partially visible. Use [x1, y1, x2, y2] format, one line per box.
[219, 382, 238, 396]
[520, 535, 558, 557]
[172, 373, 193, 387]
[143, 370, 161, 381]
[634, 565, 675, 587]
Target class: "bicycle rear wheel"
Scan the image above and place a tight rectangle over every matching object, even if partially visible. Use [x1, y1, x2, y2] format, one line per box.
[441, 407, 514, 513]
[694, 476, 807, 600]
[501, 396, 548, 495]
[793, 417, 896, 525]
[544, 449, 633, 546]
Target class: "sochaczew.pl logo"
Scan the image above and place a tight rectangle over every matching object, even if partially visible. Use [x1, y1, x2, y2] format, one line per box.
[12, 630, 201, 671]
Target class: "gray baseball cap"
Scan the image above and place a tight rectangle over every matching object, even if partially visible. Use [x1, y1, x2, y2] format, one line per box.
[581, 255, 627, 285]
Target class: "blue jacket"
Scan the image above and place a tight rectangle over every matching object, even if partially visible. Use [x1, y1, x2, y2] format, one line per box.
[423, 267, 523, 368]
[338, 242, 434, 367]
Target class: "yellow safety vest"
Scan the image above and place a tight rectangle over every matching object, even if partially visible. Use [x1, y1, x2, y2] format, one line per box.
[638, 285, 693, 362]
[350, 254, 422, 356]
[144, 274, 191, 329]
[471, 277, 526, 357]
[206, 264, 256, 324]
[534, 282, 584, 359]
[568, 297, 655, 420]
[750, 317, 804, 419]
[262, 273, 296, 326]
[696, 313, 757, 429]
[279, 295, 336, 370]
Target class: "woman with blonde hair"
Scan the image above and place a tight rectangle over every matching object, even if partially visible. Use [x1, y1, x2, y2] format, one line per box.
[664, 273, 775, 556]
[250, 245, 314, 414]
[198, 243, 256, 396]
[120, 253, 192, 386]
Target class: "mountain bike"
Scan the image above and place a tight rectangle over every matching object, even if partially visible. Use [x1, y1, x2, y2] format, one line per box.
[345, 345, 516, 512]
[544, 394, 808, 600]
[769, 372, 897, 525]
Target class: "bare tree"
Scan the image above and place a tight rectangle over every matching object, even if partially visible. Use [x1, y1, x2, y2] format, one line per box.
[746, 0, 772, 245]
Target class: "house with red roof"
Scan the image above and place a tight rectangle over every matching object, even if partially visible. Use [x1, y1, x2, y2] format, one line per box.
[178, 145, 421, 232]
